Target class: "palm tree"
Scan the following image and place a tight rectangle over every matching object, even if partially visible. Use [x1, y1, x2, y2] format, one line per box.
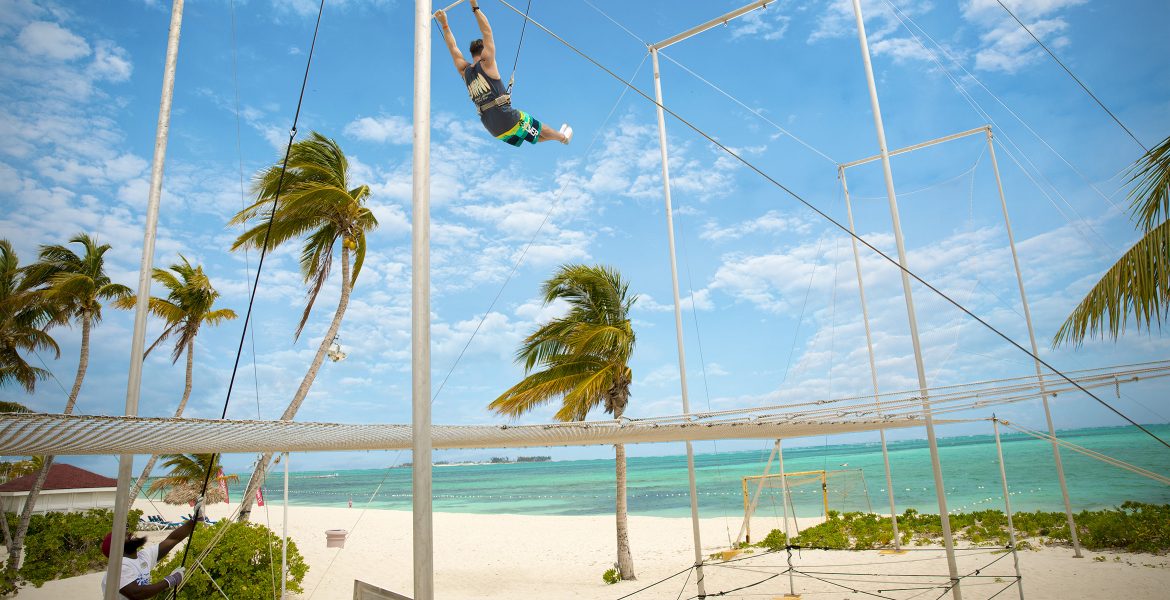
[0, 240, 59, 392]
[146, 454, 239, 505]
[230, 132, 378, 521]
[489, 264, 639, 580]
[23, 233, 132, 412]
[5, 233, 130, 576]
[1055, 135, 1170, 345]
[114, 256, 237, 503]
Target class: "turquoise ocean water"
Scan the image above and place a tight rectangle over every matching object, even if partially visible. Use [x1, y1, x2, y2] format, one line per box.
[253, 425, 1170, 518]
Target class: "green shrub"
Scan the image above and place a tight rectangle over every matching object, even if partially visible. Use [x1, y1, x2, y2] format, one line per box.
[1076, 502, 1170, 554]
[3, 508, 143, 588]
[602, 567, 621, 584]
[154, 520, 307, 599]
[752, 504, 1170, 554]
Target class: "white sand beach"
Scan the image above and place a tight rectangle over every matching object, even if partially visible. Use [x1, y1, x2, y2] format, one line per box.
[17, 499, 1170, 599]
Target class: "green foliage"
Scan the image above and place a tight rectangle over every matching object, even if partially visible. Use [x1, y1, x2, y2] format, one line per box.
[155, 521, 307, 599]
[146, 453, 238, 498]
[602, 567, 621, 584]
[2, 508, 142, 588]
[1054, 134, 1170, 346]
[1075, 501, 1170, 554]
[755, 503, 1170, 554]
[0, 239, 60, 393]
[490, 264, 638, 422]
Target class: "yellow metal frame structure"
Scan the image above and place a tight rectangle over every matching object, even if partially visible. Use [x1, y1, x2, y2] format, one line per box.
[741, 470, 828, 544]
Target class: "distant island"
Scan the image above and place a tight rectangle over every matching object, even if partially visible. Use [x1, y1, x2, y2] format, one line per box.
[396, 456, 552, 468]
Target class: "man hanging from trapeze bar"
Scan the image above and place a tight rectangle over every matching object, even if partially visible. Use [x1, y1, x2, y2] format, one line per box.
[435, 0, 573, 146]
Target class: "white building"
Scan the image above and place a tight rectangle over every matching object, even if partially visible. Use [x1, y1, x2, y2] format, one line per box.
[0, 463, 117, 514]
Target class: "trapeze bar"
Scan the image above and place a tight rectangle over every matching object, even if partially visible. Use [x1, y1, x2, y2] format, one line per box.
[650, 0, 776, 51]
[839, 125, 991, 169]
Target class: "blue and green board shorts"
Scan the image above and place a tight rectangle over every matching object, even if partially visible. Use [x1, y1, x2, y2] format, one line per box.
[496, 111, 542, 147]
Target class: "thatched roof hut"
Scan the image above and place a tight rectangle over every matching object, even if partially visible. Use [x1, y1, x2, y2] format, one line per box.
[162, 483, 228, 505]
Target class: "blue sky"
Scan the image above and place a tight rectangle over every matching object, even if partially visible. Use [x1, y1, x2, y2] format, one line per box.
[1, 0, 1167, 475]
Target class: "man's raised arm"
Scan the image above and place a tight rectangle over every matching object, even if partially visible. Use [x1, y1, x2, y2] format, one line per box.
[434, 9, 470, 75]
[470, 0, 495, 66]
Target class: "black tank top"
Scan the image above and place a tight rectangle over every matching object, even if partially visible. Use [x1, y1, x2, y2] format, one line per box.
[463, 61, 521, 136]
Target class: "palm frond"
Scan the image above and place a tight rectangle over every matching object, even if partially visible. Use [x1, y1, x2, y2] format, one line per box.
[1126, 134, 1170, 231]
[1054, 218, 1170, 346]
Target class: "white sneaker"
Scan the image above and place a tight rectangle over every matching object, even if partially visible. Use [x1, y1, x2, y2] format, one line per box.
[559, 124, 573, 145]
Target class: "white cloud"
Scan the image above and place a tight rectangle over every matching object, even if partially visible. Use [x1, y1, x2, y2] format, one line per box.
[17, 21, 89, 60]
[731, 8, 791, 41]
[961, 0, 1087, 73]
[344, 115, 414, 144]
[972, 17, 1068, 73]
[700, 209, 811, 242]
[89, 41, 133, 82]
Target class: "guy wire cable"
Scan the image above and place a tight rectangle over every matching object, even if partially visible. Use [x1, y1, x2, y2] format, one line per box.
[992, 0, 1148, 153]
[490, 0, 1170, 451]
[170, 0, 329, 594]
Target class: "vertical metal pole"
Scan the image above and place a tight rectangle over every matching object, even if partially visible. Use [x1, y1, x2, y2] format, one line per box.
[105, 2, 183, 598]
[992, 418, 1026, 600]
[985, 131, 1081, 557]
[840, 168, 901, 550]
[651, 47, 706, 596]
[282, 452, 289, 599]
[776, 440, 796, 597]
[411, 0, 434, 598]
[737, 440, 781, 545]
[848, 1, 961, 596]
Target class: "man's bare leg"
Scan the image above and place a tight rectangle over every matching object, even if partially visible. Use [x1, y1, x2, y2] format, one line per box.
[537, 122, 571, 144]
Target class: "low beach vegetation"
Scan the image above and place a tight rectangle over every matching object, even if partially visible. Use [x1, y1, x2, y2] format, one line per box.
[758, 502, 1170, 554]
[154, 520, 307, 599]
[0, 508, 142, 594]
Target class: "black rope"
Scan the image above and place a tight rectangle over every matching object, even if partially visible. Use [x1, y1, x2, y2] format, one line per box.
[168, 0, 328, 596]
[793, 568, 898, 599]
[506, 0, 532, 92]
[992, 0, 1147, 152]
[690, 573, 778, 599]
[613, 564, 696, 600]
[491, 0, 1170, 452]
[985, 578, 1023, 600]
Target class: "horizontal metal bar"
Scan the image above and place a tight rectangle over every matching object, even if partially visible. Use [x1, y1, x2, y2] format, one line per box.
[650, 0, 776, 51]
[840, 125, 990, 169]
[439, 0, 467, 14]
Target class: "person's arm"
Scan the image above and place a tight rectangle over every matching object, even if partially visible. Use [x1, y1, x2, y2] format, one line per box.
[118, 568, 185, 600]
[157, 518, 196, 559]
[434, 10, 471, 75]
[470, 0, 496, 69]
[117, 580, 170, 600]
[158, 498, 201, 560]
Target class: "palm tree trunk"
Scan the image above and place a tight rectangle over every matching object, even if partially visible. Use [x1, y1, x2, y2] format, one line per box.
[5, 317, 89, 575]
[128, 338, 197, 505]
[614, 403, 635, 580]
[4, 456, 54, 575]
[63, 315, 91, 414]
[237, 249, 353, 522]
[0, 500, 12, 550]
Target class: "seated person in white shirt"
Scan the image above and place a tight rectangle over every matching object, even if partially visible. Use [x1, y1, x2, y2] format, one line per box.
[100, 500, 202, 599]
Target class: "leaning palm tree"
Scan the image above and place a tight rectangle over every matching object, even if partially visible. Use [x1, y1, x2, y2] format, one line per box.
[5, 233, 130, 577]
[0, 240, 59, 393]
[147, 454, 239, 505]
[489, 264, 638, 580]
[230, 132, 377, 521]
[1055, 134, 1170, 345]
[115, 256, 237, 503]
